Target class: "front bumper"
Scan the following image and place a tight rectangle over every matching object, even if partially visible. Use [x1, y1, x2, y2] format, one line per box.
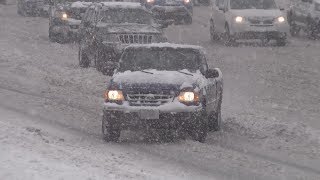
[103, 101, 203, 129]
[151, 5, 192, 20]
[230, 22, 289, 40]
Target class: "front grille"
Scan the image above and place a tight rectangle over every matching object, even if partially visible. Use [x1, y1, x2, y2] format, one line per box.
[127, 94, 174, 106]
[248, 17, 274, 26]
[118, 34, 153, 44]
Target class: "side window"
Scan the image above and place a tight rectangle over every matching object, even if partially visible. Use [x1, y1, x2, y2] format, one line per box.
[200, 54, 208, 74]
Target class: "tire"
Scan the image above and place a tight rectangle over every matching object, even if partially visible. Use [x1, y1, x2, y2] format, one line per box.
[276, 38, 287, 46]
[306, 17, 318, 40]
[210, 20, 220, 42]
[208, 97, 222, 132]
[224, 24, 236, 46]
[184, 16, 192, 25]
[78, 45, 90, 68]
[189, 112, 208, 143]
[102, 112, 121, 142]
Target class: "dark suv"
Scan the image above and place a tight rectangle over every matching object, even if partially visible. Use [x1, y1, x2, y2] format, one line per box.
[78, 2, 168, 75]
[102, 43, 223, 143]
[141, 0, 193, 25]
[48, 1, 93, 43]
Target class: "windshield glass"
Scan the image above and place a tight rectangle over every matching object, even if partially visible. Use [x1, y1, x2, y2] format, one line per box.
[230, 0, 277, 9]
[119, 48, 202, 72]
[100, 9, 153, 24]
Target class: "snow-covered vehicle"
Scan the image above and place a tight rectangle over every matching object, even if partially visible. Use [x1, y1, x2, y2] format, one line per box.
[17, 0, 50, 17]
[141, 0, 193, 25]
[102, 43, 223, 142]
[287, 0, 320, 39]
[48, 1, 93, 43]
[78, 2, 168, 75]
[210, 0, 289, 46]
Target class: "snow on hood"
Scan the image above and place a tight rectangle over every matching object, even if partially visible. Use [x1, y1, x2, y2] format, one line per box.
[230, 9, 283, 18]
[100, 2, 145, 9]
[70, 1, 92, 8]
[112, 70, 207, 89]
[97, 23, 161, 34]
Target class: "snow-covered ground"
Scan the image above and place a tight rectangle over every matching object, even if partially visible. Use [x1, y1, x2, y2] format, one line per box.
[1, 2, 320, 180]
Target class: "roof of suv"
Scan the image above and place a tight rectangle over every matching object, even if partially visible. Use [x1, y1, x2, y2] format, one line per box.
[99, 2, 146, 9]
[125, 43, 204, 51]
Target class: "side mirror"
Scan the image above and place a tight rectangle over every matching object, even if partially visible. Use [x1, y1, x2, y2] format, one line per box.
[205, 69, 219, 78]
[280, 7, 285, 11]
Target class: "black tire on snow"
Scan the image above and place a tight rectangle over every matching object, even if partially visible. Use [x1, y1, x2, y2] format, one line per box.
[208, 97, 222, 131]
[224, 25, 236, 46]
[189, 112, 208, 143]
[210, 20, 220, 42]
[276, 38, 287, 46]
[102, 113, 121, 142]
[184, 16, 192, 25]
[78, 47, 90, 68]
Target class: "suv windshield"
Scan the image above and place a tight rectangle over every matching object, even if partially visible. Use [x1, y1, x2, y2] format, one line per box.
[119, 48, 202, 72]
[230, 0, 277, 9]
[100, 9, 153, 24]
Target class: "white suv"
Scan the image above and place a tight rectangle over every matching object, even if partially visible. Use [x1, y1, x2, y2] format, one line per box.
[209, 0, 290, 46]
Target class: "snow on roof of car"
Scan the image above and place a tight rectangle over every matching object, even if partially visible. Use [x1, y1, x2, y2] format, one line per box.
[71, 1, 92, 8]
[100, 2, 145, 9]
[125, 43, 205, 51]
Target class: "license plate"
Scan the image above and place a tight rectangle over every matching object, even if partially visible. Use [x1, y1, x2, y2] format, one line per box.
[139, 109, 159, 120]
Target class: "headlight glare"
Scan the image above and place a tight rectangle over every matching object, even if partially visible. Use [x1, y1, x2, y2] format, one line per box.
[235, 16, 243, 23]
[105, 90, 124, 101]
[147, 0, 154, 3]
[277, 16, 285, 23]
[184, 0, 191, 3]
[178, 91, 200, 102]
[62, 12, 68, 20]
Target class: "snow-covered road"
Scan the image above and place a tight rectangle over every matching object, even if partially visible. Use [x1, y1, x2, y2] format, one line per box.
[1, 2, 320, 180]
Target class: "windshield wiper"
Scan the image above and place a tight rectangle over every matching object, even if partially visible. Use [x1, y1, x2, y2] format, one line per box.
[177, 70, 193, 76]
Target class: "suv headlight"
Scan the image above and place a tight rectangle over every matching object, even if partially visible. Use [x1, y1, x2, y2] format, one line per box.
[184, 0, 191, 4]
[55, 11, 68, 20]
[277, 16, 285, 23]
[104, 90, 124, 104]
[235, 16, 244, 23]
[178, 91, 200, 105]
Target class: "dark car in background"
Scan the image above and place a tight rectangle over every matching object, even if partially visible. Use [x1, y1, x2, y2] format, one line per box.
[102, 43, 223, 142]
[78, 2, 168, 75]
[141, 0, 193, 25]
[17, 0, 50, 17]
[48, 1, 93, 43]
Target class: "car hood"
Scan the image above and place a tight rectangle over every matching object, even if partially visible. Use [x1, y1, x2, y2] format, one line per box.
[231, 9, 283, 18]
[97, 23, 161, 34]
[111, 70, 207, 94]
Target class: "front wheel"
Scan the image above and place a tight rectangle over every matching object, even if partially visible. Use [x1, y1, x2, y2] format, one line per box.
[208, 98, 222, 132]
[102, 113, 121, 142]
[224, 25, 236, 46]
[184, 15, 192, 25]
[189, 112, 208, 143]
[276, 38, 287, 46]
[210, 20, 220, 42]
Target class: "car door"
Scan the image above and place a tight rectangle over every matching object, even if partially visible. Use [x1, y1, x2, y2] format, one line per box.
[213, 0, 227, 33]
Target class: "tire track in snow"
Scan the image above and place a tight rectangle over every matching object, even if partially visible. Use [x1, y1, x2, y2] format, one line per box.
[1, 84, 320, 177]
